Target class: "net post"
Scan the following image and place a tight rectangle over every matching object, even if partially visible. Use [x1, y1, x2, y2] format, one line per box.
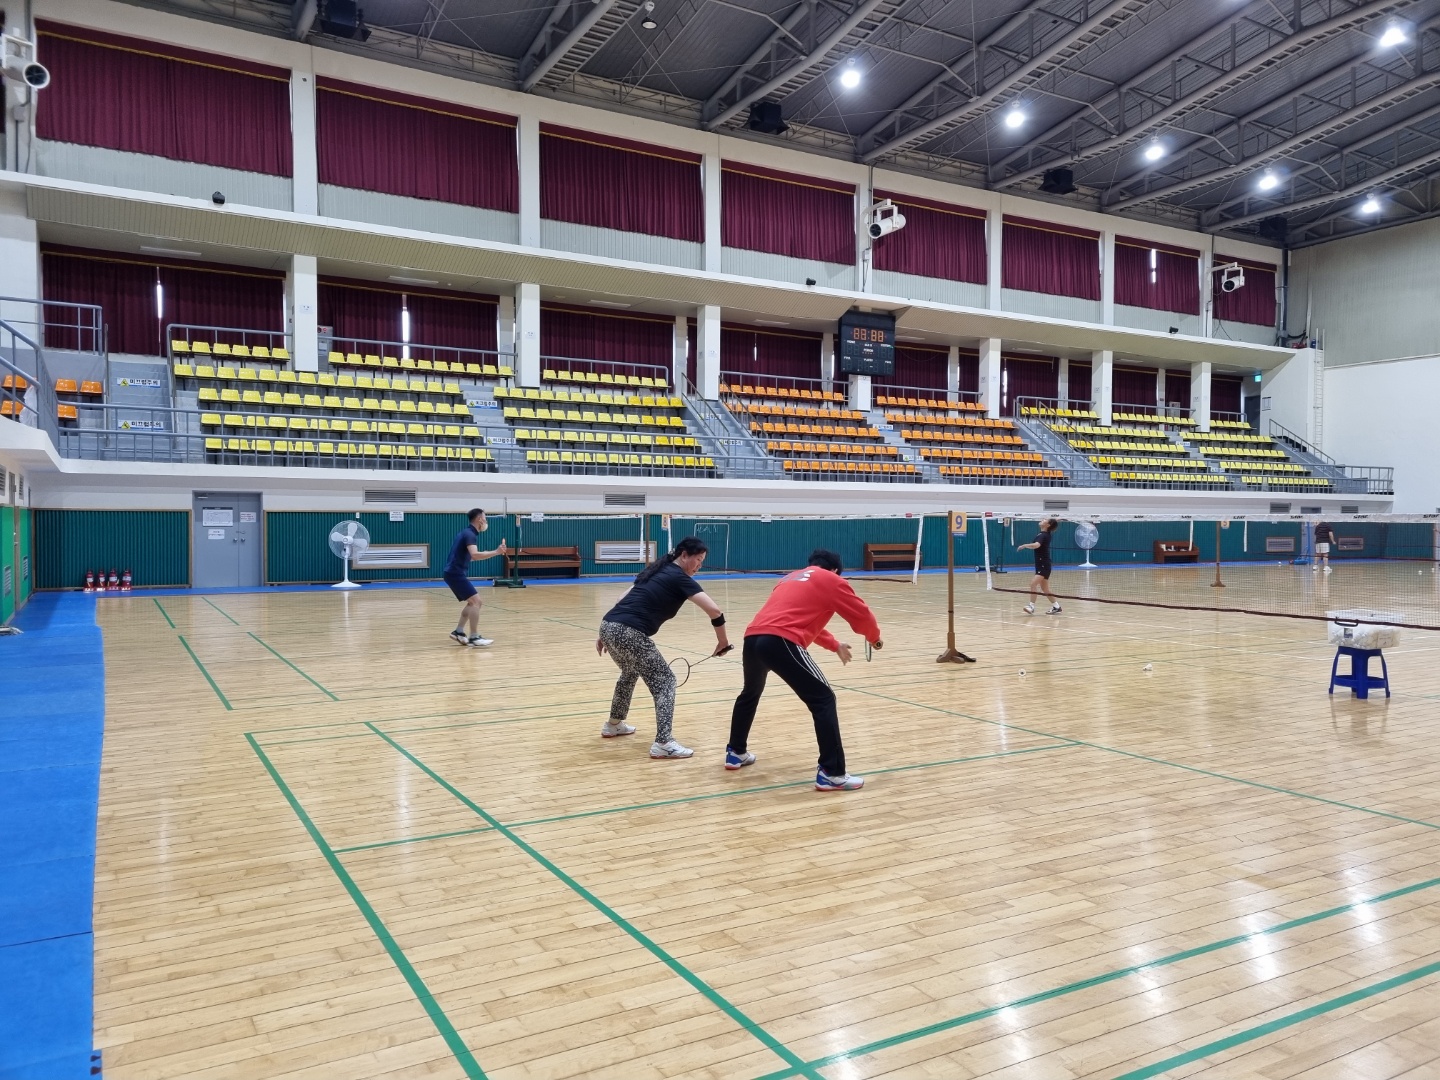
[911, 513, 924, 585]
[493, 512, 527, 588]
[1211, 520, 1225, 588]
[981, 513, 993, 590]
[938, 510, 975, 664]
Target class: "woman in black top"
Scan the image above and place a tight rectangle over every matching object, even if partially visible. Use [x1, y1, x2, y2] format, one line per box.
[596, 537, 730, 759]
[1017, 518, 1062, 615]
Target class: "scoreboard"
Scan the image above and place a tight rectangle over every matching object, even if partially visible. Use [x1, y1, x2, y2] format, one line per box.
[837, 310, 895, 377]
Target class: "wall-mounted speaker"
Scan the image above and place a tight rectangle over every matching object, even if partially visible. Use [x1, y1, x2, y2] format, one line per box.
[747, 101, 788, 135]
[1039, 167, 1077, 195]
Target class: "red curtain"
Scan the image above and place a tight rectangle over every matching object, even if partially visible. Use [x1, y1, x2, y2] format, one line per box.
[1212, 375, 1243, 414]
[957, 351, 979, 395]
[1068, 362, 1091, 406]
[42, 250, 159, 355]
[1114, 367, 1157, 408]
[722, 164, 854, 264]
[1162, 369, 1191, 410]
[36, 21, 291, 176]
[1002, 216, 1100, 300]
[541, 125, 702, 241]
[540, 307, 674, 368]
[1003, 354, 1058, 410]
[721, 326, 821, 380]
[1115, 239, 1201, 314]
[319, 281, 404, 345]
[316, 80, 517, 212]
[1213, 259, 1277, 327]
[880, 345, 949, 389]
[404, 293, 497, 352]
[161, 266, 284, 342]
[871, 192, 986, 283]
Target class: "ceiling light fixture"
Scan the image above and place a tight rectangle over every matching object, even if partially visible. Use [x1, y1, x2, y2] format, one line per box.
[1379, 20, 1408, 47]
[839, 60, 861, 90]
[1143, 140, 1165, 162]
[140, 245, 203, 258]
[1359, 195, 1382, 214]
[639, 1, 656, 29]
[1003, 106, 1026, 129]
[1257, 169, 1280, 191]
[388, 274, 440, 286]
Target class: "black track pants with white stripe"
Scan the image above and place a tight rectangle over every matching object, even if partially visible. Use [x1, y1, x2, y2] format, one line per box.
[728, 634, 845, 776]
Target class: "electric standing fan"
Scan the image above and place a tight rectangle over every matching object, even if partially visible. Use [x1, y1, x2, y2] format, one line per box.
[1074, 521, 1099, 569]
[328, 519, 371, 589]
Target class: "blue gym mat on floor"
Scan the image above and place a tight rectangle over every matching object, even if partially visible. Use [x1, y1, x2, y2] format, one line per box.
[0, 592, 103, 1079]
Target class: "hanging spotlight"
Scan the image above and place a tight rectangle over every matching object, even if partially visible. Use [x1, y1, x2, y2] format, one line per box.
[1003, 105, 1026, 130]
[1257, 169, 1280, 191]
[1378, 20, 1408, 47]
[639, 1, 656, 28]
[1358, 195, 1382, 214]
[839, 59, 861, 90]
[1143, 140, 1165, 162]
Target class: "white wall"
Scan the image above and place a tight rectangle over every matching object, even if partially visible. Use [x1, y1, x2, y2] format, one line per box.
[36, 141, 293, 211]
[1324, 356, 1440, 513]
[1259, 348, 1319, 445]
[319, 186, 518, 244]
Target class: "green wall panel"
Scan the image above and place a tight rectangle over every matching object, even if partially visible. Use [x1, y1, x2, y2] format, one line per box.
[34, 510, 190, 590]
[16, 507, 31, 605]
[267, 511, 476, 584]
[1, 506, 13, 624]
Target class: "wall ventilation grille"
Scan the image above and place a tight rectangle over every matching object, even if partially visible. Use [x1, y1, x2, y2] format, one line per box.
[363, 489, 418, 505]
[604, 493, 647, 507]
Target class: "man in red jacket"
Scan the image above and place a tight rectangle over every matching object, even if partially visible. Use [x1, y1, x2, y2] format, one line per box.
[725, 549, 882, 791]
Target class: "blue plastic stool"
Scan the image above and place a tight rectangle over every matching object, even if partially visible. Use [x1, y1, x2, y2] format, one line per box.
[1329, 646, 1390, 699]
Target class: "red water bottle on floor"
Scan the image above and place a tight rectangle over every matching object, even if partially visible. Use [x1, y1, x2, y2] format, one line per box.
[95, 569, 106, 592]
[108, 569, 119, 591]
[121, 569, 132, 592]
[84, 569, 94, 593]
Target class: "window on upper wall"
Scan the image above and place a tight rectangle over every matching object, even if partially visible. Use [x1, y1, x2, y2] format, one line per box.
[35, 20, 292, 176]
[541, 125, 702, 241]
[721, 163, 855, 265]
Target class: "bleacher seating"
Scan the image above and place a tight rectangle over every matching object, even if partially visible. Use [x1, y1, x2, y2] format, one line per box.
[881, 393, 1060, 484]
[331, 350, 513, 379]
[544, 367, 665, 389]
[723, 380, 919, 482]
[1185, 429, 1332, 490]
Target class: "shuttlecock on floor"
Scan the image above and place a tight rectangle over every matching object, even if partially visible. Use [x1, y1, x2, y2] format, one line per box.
[1018, 669, 1026, 677]
[1142, 663, 1153, 672]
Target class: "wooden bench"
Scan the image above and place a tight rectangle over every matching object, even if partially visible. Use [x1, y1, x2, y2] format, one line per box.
[506, 546, 582, 578]
[863, 542, 918, 571]
[1153, 540, 1199, 564]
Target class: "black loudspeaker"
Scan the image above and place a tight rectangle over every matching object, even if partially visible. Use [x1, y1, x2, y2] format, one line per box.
[747, 102, 788, 135]
[1039, 167, 1077, 195]
[321, 0, 370, 39]
[1257, 215, 1288, 243]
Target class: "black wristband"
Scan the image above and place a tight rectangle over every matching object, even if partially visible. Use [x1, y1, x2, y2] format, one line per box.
[711, 614, 726, 627]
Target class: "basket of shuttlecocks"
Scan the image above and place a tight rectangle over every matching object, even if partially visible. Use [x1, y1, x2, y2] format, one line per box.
[1326, 609, 1402, 650]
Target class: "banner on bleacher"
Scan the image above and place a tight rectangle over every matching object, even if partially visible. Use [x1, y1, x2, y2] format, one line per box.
[116, 377, 163, 388]
[118, 420, 166, 430]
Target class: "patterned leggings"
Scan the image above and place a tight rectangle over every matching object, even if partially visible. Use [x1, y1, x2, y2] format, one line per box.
[599, 620, 676, 743]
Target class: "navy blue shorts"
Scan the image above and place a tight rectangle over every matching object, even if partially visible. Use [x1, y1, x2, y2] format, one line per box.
[443, 572, 477, 601]
[1034, 563, 1052, 580]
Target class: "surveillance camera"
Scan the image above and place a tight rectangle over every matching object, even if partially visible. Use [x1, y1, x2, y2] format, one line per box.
[212, 191, 226, 206]
[1215, 262, 1245, 293]
[866, 199, 907, 241]
[2, 34, 48, 90]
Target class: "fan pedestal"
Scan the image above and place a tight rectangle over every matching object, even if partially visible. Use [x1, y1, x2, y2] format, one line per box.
[333, 548, 362, 589]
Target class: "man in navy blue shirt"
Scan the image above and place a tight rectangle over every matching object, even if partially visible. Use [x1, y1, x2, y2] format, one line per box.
[444, 509, 507, 646]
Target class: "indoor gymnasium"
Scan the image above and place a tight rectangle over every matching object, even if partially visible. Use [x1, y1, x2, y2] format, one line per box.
[3, 0, 1440, 1077]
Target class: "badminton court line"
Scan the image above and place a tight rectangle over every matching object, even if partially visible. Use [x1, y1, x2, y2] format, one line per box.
[364, 721, 826, 1080]
[745, 871, 1440, 1080]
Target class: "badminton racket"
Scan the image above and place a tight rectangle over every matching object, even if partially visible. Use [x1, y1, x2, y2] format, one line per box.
[669, 644, 734, 687]
[864, 639, 883, 662]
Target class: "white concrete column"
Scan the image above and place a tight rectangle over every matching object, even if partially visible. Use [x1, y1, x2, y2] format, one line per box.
[703, 153, 722, 274]
[855, 175, 872, 292]
[515, 283, 540, 387]
[696, 304, 721, 399]
[978, 337, 1002, 418]
[1092, 349, 1114, 426]
[1057, 357, 1070, 407]
[496, 293, 515, 362]
[1190, 360, 1212, 432]
[946, 344, 960, 401]
[1100, 230, 1115, 325]
[848, 373, 872, 411]
[673, 314, 688, 391]
[1200, 240, 1215, 338]
[290, 70, 319, 216]
[518, 115, 541, 249]
[0, 189, 39, 328]
[986, 213, 1003, 310]
[286, 254, 319, 371]
[820, 331, 835, 395]
[1156, 367, 1167, 413]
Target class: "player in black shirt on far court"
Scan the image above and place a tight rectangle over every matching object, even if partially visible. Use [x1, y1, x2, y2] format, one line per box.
[1017, 517, 1062, 615]
[442, 509, 507, 647]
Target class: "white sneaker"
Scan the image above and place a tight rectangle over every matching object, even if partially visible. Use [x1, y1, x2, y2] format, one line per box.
[816, 770, 864, 791]
[1023, 603, 1036, 615]
[601, 721, 636, 738]
[1323, 566, 1332, 574]
[468, 636, 493, 647]
[1047, 603, 1062, 615]
[650, 739, 694, 759]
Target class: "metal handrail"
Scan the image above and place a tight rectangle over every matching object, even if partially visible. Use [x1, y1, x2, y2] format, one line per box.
[0, 319, 57, 444]
[872, 382, 982, 405]
[541, 355, 670, 385]
[166, 322, 293, 353]
[326, 334, 516, 372]
[1267, 418, 1336, 465]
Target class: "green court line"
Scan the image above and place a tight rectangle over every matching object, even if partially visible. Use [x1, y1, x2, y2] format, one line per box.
[334, 824, 498, 853]
[245, 734, 487, 1079]
[202, 595, 240, 625]
[247, 632, 340, 701]
[366, 722, 824, 1080]
[1112, 958, 1440, 1080]
[153, 598, 175, 629]
[258, 732, 381, 747]
[749, 871, 1440, 1080]
[837, 685, 1440, 832]
[177, 635, 232, 711]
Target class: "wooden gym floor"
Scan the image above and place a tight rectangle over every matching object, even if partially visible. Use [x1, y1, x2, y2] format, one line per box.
[91, 565, 1440, 1079]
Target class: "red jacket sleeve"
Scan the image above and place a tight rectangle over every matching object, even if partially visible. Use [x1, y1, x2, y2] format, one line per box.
[826, 575, 881, 644]
[814, 627, 840, 652]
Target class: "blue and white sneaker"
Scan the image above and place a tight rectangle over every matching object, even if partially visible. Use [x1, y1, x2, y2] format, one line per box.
[650, 739, 693, 759]
[815, 770, 864, 791]
[724, 748, 756, 770]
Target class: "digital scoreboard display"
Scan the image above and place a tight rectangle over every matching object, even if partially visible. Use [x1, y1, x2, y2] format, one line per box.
[838, 310, 895, 377]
